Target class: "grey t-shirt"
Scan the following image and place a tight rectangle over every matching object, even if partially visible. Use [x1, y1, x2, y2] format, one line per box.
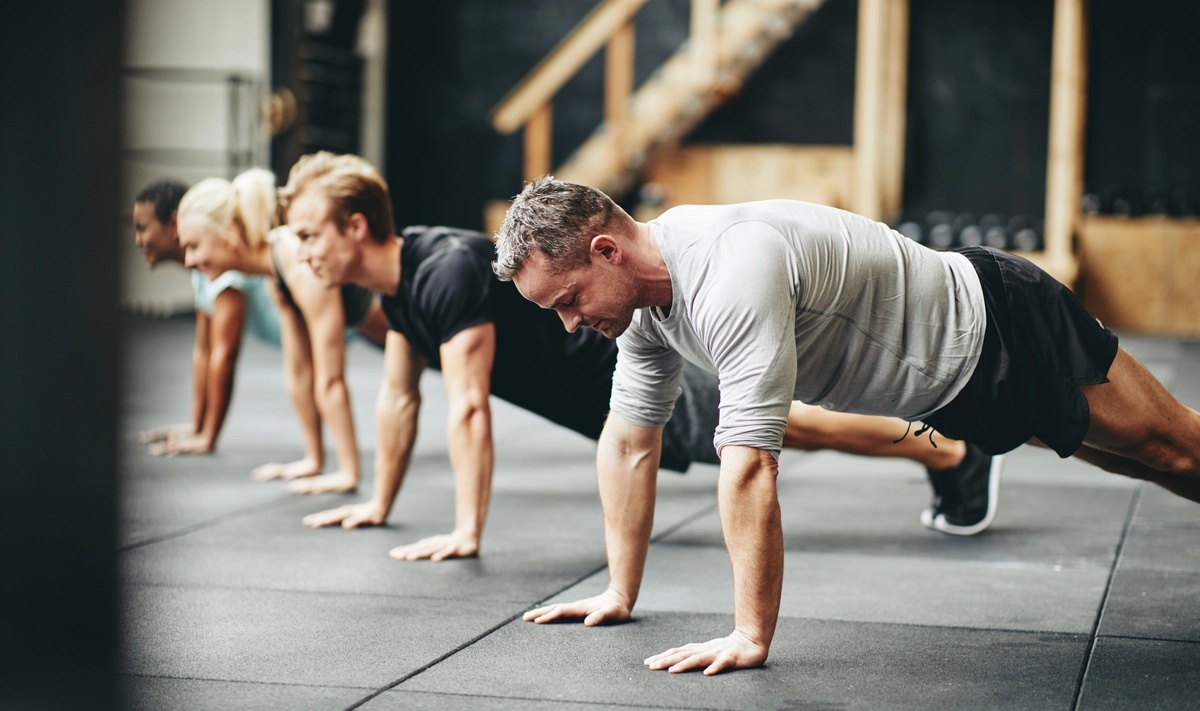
[609, 200, 986, 458]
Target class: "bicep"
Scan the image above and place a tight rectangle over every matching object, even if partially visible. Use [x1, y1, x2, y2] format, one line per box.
[438, 323, 495, 402]
[698, 233, 799, 450]
[610, 326, 684, 428]
[601, 410, 664, 450]
[382, 330, 425, 396]
[208, 288, 247, 354]
[291, 277, 348, 377]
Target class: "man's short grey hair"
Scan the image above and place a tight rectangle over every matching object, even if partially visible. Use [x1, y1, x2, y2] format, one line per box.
[493, 176, 621, 281]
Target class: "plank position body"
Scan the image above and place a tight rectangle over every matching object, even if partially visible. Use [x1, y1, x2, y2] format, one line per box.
[281, 152, 1001, 564]
[494, 177, 1200, 675]
[174, 169, 390, 494]
[133, 179, 281, 457]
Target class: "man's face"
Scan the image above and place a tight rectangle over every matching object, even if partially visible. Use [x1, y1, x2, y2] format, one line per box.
[132, 201, 178, 267]
[513, 249, 638, 339]
[178, 221, 241, 280]
[287, 189, 356, 287]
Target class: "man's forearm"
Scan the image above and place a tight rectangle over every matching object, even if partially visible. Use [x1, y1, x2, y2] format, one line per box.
[446, 399, 493, 538]
[718, 447, 783, 652]
[371, 387, 420, 520]
[315, 379, 360, 478]
[595, 426, 660, 609]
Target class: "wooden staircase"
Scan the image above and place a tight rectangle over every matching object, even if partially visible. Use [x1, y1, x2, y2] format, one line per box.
[490, 0, 827, 200]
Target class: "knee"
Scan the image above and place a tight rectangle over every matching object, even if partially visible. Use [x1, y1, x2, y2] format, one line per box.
[1136, 439, 1200, 478]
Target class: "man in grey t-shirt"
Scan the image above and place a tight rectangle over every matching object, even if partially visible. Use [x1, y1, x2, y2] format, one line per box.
[493, 177, 1200, 676]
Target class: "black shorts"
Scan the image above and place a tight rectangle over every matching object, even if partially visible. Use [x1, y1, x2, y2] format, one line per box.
[923, 247, 1119, 458]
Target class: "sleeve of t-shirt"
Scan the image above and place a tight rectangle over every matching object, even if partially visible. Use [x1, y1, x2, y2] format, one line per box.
[417, 248, 494, 344]
[191, 270, 208, 312]
[609, 314, 684, 428]
[191, 270, 250, 314]
[696, 222, 799, 458]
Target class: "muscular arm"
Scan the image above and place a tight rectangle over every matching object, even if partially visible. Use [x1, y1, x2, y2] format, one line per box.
[151, 289, 246, 455]
[251, 287, 324, 482]
[140, 308, 212, 446]
[285, 273, 361, 494]
[197, 288, 247, 449]
[389, 323, 496, 561]
[191, 309, 211, 433]
[644, 445, 781, 675]
[302, 331, 424, 528]
[524, 414, 661, 625]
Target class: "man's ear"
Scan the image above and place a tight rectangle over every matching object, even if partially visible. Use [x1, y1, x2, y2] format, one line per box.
[590, 234, 620, 262]
[346, 212, 369, 242]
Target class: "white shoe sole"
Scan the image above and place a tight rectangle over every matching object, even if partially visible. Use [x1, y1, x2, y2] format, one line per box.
[921, 453, 1005, 536]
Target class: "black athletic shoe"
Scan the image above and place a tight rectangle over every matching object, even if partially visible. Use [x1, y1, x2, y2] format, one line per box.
[921, 444, 1003, 536]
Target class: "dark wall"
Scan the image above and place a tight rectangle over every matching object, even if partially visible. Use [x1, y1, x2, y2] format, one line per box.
[0, 2, 123, 710]
[1085, 0, 1200, 216]
[271, 0, 366, 179]
[690, 0, 858, 145]
[903, 0, 1053, 221]
[386, 0, 695, 229]
[384, 0, 1198, 230]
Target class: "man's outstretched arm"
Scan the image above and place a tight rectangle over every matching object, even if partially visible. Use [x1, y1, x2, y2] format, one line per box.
[389, 323, 496, 561]
[644, 444, 782, 675]
[302, 330, 425, 528]
[524, 414, 662, 625]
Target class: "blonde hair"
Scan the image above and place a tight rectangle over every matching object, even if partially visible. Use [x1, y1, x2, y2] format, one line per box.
[278, 151, 394, 243]
[177, 167, 277, 250]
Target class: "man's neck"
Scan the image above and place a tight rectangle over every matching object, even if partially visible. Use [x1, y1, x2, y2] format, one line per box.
[633, 222, 673, 309]
[355, 234, 403, 295]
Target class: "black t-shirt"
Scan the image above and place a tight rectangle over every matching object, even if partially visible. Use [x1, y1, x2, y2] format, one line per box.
[380, 225, 617, 439]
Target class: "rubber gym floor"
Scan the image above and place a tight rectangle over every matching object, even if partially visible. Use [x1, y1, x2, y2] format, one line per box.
[119, 315, 1200, 710]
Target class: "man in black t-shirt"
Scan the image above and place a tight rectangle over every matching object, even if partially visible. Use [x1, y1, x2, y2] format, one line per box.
[276, 152, 999, 562]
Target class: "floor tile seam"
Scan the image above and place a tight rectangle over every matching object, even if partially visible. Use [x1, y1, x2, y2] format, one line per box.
[342, 560, 614, 711]
[1114, 562, 1200, 575]
[644, 541, 1117, 572]
[118, 671, 373, 690]
[1095, 633, 1200, 647]
[1070, 485, 1142, 711]
[748, 612, 1091, 639]
[118, 578, 568, 606]
[381, 688, 720, 710]
[117, 496, 301, 552]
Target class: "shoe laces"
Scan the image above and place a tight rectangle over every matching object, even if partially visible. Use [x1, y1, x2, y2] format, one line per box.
[893, 421, 937, 448]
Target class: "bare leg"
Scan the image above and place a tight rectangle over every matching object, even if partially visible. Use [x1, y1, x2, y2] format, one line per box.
[782, 402, 965, 470]
[1076, 347, 1200, 496]
[1066, 443, 1200, 503]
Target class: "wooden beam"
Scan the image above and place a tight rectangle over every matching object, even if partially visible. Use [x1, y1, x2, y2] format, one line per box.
[690, 0, 719, 84]
[880, 0, 909, 221]
[605, 21, 635, 173]
[852, 0, 887, 220]
[524, 103, 552, 182]
[1043, 0, 1087, 280]
[491, 0, 650, 134]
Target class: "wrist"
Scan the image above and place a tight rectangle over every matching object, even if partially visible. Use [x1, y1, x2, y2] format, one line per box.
[368, 498, 392, 522]
[604, 585, 636, 610]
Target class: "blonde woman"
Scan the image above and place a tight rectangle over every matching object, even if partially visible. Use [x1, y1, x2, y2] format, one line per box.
[133, 178, 280, 457]
[176, 168, 388, 494]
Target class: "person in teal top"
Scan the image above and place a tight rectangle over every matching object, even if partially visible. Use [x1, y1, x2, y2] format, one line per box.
[190, 269, 281, 347]
[133, 178, 281, 457]
[174, 169, 389, 494]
